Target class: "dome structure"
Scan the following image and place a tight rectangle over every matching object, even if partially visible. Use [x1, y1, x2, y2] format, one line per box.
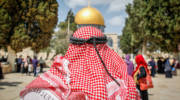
[75, 7, 104, 26]
[75, 6, 105, 32]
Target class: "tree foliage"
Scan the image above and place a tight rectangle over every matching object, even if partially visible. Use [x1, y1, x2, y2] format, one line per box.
[120, 18, 141, 54]
[42, 30, 69, 59]
[52, 30, 69, 56]
[120, 0, 180, 54]
[146, 0, 180, 52]
[0, 0, 58, 52]
[58, 9, 77, 32]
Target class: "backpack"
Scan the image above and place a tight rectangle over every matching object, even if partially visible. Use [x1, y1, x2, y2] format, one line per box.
[139, 66, 154, 91]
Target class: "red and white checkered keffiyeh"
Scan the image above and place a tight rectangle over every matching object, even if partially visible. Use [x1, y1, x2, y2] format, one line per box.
[64, 26, 136, 99]
[20, 26, 137, 100]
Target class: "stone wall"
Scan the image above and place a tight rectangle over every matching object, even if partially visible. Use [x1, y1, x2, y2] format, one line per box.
[1, 64, 12, 74]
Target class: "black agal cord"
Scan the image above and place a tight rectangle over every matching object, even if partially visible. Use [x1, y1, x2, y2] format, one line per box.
[70, 36, 120, 87]
[70, 35, 107, 45]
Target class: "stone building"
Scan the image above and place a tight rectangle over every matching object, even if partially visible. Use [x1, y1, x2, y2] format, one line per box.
[106, 33, 123, 56]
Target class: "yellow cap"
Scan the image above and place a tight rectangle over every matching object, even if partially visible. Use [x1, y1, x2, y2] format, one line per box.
[75, 7, 105, 26]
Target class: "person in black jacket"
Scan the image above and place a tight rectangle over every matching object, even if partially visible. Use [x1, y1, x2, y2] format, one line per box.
[17, 55, 23, 73]
[157, 57, 164, 74]
[148, 57, 156, 77]
[0, 60, 4, 79]
[133, 55, 149, 100]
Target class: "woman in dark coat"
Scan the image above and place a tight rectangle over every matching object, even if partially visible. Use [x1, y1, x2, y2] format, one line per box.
[148, 58, 156, 77]
[0, 61, 4, 79]
[133, 55, 149, 100]
[157, 57, 164, 74]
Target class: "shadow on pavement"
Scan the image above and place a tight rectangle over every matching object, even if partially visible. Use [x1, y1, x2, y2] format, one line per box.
[0, 87, 5, 89]
[148, 93, 154, 96]
[0, 81, 22, 89]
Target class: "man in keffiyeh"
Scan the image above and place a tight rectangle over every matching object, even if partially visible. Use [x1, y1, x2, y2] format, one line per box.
[20, 26, 137, 100]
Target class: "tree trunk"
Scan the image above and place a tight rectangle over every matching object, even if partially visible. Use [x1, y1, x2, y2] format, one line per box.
[7, 46, 16, 72]
[46, 51, 50, 60]
[142, 41, 148, 60]
[177, 43, 180, 62]
[173, 43, 180, 63]
[142, 41, 147, 56]
[33, 51, 38, 57]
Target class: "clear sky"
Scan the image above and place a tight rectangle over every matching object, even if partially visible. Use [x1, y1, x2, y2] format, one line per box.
[56, 0, 132, 35]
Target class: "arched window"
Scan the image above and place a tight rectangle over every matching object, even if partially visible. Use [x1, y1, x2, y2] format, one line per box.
[107, 37, 113, 47]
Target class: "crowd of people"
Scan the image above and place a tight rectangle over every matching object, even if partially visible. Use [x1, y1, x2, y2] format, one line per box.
[157, 57, 179, 77]
[124, 54, 179, 100]
[148, 57, 179, 78]
[125, 55, 179, 78]
[0, 56, 8, 63]
[15, 55, 45, 77]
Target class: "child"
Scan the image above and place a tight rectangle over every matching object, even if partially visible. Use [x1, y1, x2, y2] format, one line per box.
[28, 64, 32, 76]
[36, 63, 40, 76]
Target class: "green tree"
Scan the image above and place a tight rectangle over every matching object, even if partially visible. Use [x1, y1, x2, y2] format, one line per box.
[120, 18, 142, 54]
[52, 30, 69, 56]
[43, 30, 69, 59]
[121, 2, 149, 54]
[120, 19, 133, 54]
[146, 0, 180, 52]
[0, 0, 58, 52]
[58, 9, 77, 32]
[0, 0, 58, 70]
[121, 0, 180, 55]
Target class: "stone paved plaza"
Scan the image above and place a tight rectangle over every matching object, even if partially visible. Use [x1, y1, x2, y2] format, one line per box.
[0, 69, 180, 100]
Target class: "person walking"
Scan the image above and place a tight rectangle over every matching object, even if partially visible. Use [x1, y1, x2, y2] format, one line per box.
[0, 61, 4, 80]
[17, 55, 23, 73]
[21, 58, 27, 74]
[24, 56, 31, 75]
[164, 58, 172, 78]
[125, 54, 134, 76]
[27, 56, 32, 75]
[14, 55, 18, 72]
[171, 58, 177, 76]
[148, 57, 156, 77]
[39, 57, 44, 73]
[157, 57, 164, 74]
[1, 56, 6, 62]
[32, 56, 38, 77]
[36, 63, 41, 76]
[133, 55, 153, 100]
